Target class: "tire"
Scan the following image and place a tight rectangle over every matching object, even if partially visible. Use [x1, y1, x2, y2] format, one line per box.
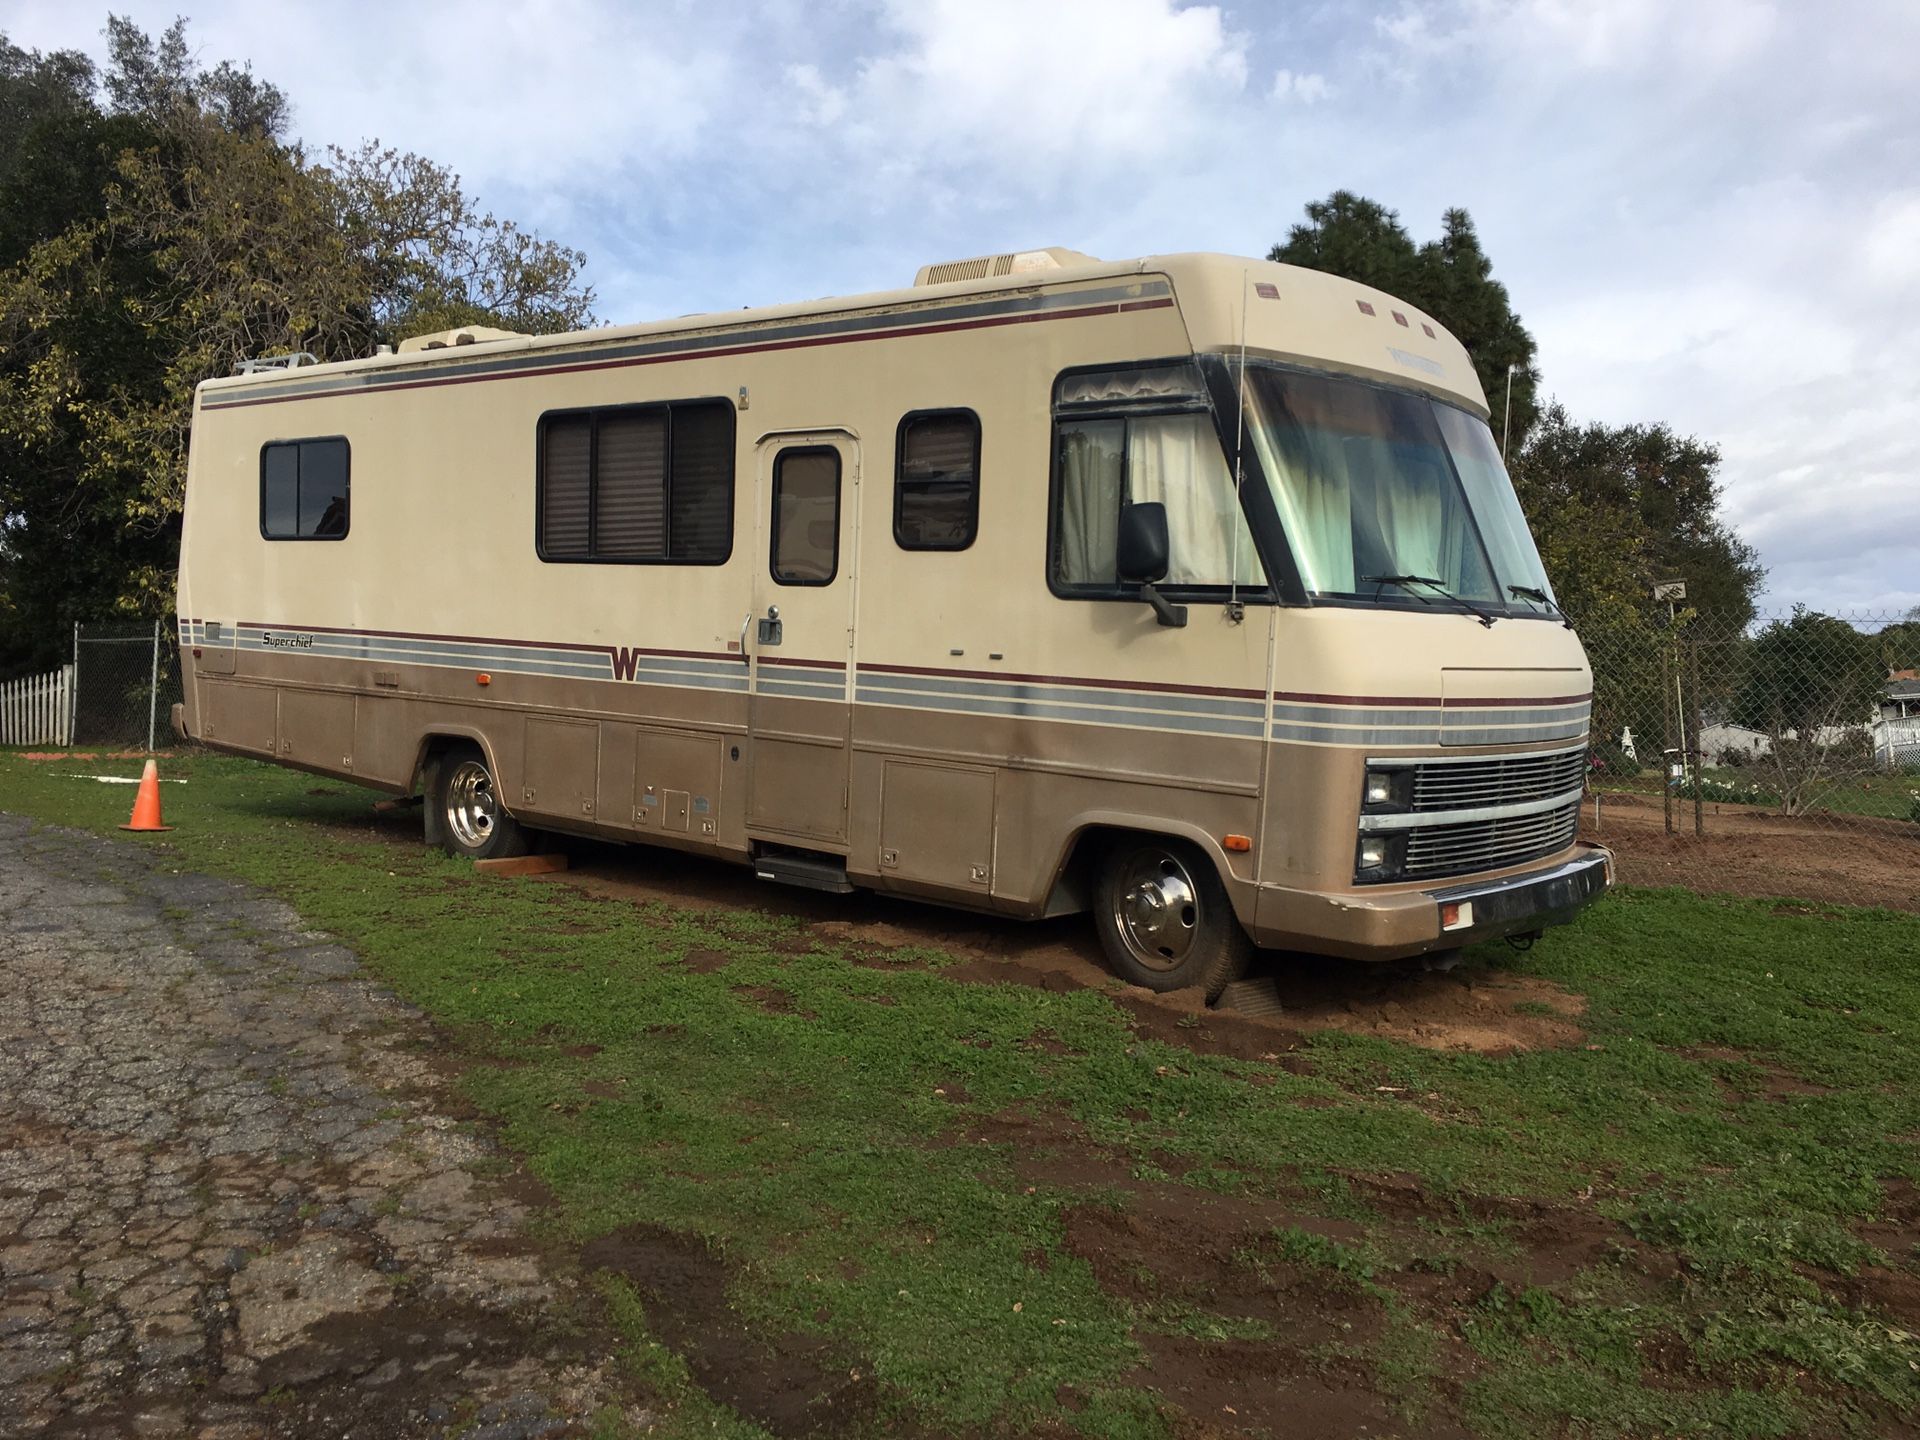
[1091, 836, 1252, 999]
[431, 743, 529, 861]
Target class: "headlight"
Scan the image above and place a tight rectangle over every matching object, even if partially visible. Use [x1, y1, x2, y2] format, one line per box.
[1354, 832, 1405, 882]
[1363, 770, 1394, 807]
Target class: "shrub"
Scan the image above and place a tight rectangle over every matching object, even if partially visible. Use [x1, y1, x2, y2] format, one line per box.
[1590, 740, 1641, 777]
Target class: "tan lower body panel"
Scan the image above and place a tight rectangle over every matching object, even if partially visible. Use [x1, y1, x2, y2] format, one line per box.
[181, 651, 1589, 956]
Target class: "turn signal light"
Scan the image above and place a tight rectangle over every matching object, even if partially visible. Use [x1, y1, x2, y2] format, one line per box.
[1223, 833, 1252, 853]
[1441, 901, 1474, 931]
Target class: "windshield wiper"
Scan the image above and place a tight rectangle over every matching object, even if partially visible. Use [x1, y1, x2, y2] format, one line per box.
[1507, 584, 1575, 629]
[1364, 574, 1497, 628]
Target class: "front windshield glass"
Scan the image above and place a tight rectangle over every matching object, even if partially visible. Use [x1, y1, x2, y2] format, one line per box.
[1242, 366, 1555, 612]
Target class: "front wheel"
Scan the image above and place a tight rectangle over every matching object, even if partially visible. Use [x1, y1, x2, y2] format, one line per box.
[1092, 837, 1251, 999]
[432, 744, 529, 860]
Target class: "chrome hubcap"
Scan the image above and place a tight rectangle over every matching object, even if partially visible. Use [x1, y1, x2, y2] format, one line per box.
[445, 759, 498, 849]
[1113, 850, 1201, 972]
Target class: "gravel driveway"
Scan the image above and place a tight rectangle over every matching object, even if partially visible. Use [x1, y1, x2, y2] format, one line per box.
[0, 814, 629, 1439]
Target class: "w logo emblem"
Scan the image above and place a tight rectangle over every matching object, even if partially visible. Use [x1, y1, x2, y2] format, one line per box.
[610, 647, 642, 682]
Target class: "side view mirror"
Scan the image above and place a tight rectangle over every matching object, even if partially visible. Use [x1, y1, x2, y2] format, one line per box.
[1116, 502, 1170, 583]
[1115, 502, 1187, 628]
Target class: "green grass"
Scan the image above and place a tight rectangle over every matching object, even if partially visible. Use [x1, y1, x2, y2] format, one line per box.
[4, 748, 1917, 1438]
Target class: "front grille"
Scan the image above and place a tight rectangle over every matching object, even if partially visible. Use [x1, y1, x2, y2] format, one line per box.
[1408, 746, 1587, 813]
[1403, 800, 1579, 879]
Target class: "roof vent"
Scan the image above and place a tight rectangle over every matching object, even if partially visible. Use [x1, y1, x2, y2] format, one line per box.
[396, 324, 528, 354]
[913, 247, 1099, 287]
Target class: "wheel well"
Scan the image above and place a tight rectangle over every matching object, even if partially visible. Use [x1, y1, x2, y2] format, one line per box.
[408, 730, 487, 797]
[411, 732, 495, 849]
[1043, 823, 1226, 918]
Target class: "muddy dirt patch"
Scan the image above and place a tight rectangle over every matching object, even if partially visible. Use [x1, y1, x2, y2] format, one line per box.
[1584, 791, 1920, 913]
[1263, 961, 1588, 1055]
[1063, 1199, 1429, 1440]
[581, 1224, 876, 1437]
[680, 946, 734, 974]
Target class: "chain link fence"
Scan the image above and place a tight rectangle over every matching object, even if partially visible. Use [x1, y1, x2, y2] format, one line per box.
[69, 621, 184, 750]
[1580, 607, 1920, 912]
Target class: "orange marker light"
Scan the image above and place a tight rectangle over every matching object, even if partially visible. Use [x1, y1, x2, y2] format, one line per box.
[475, 673, 492, 686]
[1441, 901, 1474, 931]
[1222, 833, 1252, 853]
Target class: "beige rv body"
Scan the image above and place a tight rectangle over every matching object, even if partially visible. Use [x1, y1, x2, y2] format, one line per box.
[176, 251, 1609, 961]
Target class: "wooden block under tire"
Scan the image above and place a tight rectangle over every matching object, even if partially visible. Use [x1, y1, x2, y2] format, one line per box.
[473, 854, 570, 877]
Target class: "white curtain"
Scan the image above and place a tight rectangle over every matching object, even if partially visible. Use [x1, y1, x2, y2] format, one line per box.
[1126, 414, 1262, 586]
[1245, 385, 1355, 591]
[1056, 416, 1262, 587]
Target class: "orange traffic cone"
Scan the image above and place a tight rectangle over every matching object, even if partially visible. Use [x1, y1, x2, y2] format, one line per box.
[120, 758, 173, 832]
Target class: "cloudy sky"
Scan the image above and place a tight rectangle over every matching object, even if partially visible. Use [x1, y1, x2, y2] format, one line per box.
[11, 0, 1917, 617]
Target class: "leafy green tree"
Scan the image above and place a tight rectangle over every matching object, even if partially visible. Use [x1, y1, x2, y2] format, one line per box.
[1876, 609, 1920, 672]
[1512, 405, 1762, 630]
[1733, 609, 1886, 740]
[1726, 608, 1886, 814]
[0, 17, 597, 673]
[1271, 192, 1539, 449]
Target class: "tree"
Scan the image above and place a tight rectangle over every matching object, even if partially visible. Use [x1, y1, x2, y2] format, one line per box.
[1511, 405, 1763, 631]
[0, 17, 597, 673]
[1729, 608, 1885, 815]
[1271, 192, 1540, 449]
[1876, 608, 1920, 673]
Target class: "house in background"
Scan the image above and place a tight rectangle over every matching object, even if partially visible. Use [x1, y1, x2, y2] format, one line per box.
[1875, 670, 1920, 770]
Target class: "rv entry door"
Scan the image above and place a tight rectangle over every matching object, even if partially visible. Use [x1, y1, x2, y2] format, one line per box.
[743, 431, 858, 848]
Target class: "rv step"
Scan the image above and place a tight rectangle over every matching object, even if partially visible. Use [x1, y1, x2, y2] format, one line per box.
[1214, 977, 1285, 1018]
[754, 852, 854, 894]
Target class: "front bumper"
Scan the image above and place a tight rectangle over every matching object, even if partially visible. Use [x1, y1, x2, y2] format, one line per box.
[1248, 842, 1613, 960]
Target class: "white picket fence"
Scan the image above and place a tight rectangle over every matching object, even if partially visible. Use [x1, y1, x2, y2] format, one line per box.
[0, 663, 75, 747]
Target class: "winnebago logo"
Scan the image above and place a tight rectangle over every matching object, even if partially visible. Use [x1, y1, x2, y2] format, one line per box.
[610, 647, 645, 681]
[259, 631, 315, 649]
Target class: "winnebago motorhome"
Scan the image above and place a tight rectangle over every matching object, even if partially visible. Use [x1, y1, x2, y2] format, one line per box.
[175, 248, 1610, 997]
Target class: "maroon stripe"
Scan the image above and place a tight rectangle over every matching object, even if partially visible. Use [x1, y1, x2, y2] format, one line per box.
[239, 619, 612, 655]
[201, 298, 1175, 412]
[608, 645, 741, 663]
[236, 620, 740, 664]
[859, 661, 1264, 700]
[759, 656, 846, 671]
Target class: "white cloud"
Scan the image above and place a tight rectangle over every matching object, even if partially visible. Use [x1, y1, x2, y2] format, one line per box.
[828, 0, 1251, 185]
[785, 63, 848, 128]
[7, 0, 1918, 613]
[1271, 68, 1332, 104]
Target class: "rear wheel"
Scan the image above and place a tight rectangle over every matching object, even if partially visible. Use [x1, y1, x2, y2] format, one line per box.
[1092, 837, 1251, 999]
[432, 743, 528, 860]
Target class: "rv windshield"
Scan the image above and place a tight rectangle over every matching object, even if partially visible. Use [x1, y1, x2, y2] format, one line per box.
[1241, 367, 1557, 615]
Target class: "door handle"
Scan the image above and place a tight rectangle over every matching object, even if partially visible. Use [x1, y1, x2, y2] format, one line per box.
[738, 612, 752, 663]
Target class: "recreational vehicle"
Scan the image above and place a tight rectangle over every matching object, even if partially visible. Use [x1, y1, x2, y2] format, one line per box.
[174, 248, 1610, 997]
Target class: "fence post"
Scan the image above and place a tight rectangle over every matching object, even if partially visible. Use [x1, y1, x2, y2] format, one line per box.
[148, 617, 160, 753]
[1660, 637, 1676, 836]
[1688, 633, 1705, 837]
[72, 620, 81, 749]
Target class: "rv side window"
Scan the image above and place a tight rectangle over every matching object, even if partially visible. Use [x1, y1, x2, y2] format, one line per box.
[894, 410, 980, 550]
[1048, 364, 1261, 595]
[536, 399, 734, 563]
[260, 437, 350, 540]
[770, 447, 840, 585]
